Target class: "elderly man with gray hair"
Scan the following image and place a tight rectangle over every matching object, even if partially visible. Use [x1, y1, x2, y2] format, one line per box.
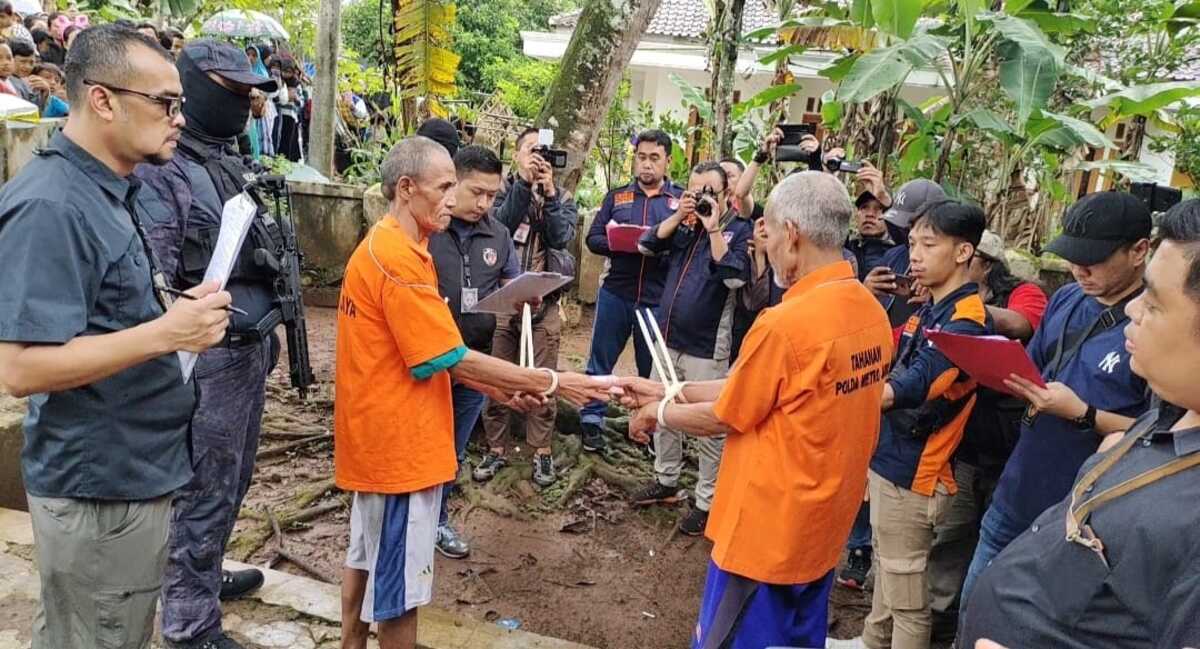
[617, 171, 895, 649]
[334, 136, 614, 649]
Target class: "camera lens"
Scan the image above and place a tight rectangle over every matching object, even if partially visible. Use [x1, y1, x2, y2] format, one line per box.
[696, 200, 712, 217]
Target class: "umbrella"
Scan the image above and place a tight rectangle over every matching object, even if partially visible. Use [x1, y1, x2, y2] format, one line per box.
[10, 0, 41, 16]
[201, 10, 289, 41]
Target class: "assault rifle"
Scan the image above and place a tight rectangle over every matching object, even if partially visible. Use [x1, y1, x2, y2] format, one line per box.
[245, 175, 316, 400]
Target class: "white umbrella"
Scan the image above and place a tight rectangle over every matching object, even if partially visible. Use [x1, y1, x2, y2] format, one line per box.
[10, 0, 42, 16]
[201, 10, 289, 41]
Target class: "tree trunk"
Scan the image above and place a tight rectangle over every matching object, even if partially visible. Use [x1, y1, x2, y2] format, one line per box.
[309, 0, 342, 178]
[709, 0, 747, 159]
[536, 0, 664, 194]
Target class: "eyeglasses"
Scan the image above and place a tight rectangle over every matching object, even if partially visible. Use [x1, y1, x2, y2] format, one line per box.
[84, 79, 185, 118]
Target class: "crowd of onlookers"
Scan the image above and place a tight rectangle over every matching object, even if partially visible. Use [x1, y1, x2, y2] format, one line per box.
[0, 3, 318, 166]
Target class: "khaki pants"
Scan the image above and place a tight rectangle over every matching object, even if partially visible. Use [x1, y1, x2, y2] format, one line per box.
[28, 493, 172, 649]
[863, 471, 952, 649]
[927, 462, 980, 637]
[652, 348, 728, 511]
[482, 305, 561, 450]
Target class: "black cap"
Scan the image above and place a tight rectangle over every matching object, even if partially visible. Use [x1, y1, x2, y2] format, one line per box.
[417, 118, 460, 157]
[855, 190, 881, 208]
[1045, 191, 1152, 266]
[181, 39, 278, 92]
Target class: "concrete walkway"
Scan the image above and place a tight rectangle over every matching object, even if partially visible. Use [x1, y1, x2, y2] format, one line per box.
[0, 508, 593, 649]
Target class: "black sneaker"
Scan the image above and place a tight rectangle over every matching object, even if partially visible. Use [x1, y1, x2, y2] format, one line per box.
[168, 631, 246, 649]
[532, 453, 557, 487]
[472, 452, 507, 482]
[678, 506, 709, 536]
[582, 423, 607, 452]
[836, 547, 872, 590]
[631, 481, 684, 507]
[218, 568, 264, 601]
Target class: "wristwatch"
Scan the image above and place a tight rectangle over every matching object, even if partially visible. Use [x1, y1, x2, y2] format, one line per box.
[1072, 404, 1097, 430]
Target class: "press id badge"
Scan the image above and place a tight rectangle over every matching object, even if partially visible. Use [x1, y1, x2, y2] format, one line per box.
[462, 287, 479, 312]
[514, 222, 531, 244]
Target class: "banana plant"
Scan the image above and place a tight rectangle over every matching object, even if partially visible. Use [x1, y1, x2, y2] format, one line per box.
[393, 0, 460, 124]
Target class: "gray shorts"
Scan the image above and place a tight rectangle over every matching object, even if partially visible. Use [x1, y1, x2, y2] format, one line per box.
[345, 486, 442, 623]
[27, 493, 172, 649]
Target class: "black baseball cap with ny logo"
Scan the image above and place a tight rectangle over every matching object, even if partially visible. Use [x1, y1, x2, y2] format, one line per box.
[1045, 191, 1152, 266]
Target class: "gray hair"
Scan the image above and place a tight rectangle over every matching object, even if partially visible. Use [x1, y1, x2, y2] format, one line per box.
[380, 135, 451, 201]
[764, 171, 852, 249]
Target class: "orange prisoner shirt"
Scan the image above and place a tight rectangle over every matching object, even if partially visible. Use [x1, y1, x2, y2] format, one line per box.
[710, 261, 893, 585]
[334, 218, 464, 494]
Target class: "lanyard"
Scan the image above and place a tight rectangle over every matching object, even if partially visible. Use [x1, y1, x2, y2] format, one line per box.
[449, 227, 473, 288]
[123, 189, 175, 313]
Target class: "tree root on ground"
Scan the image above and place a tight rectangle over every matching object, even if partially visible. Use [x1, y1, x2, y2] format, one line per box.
[229, 478, 340, 561]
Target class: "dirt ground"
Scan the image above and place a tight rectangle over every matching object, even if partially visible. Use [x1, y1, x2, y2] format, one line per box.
[233, 303, 890, 648]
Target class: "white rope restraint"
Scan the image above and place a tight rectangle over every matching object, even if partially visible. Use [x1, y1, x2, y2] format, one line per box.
[519, 303, 558, 397]
[636, 308, 688, 422]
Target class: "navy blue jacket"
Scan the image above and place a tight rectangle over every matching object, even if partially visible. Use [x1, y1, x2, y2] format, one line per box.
[871, 282, 991, 496]
[585, 180, 685, 305]
[639, 212, 751, 361]
[990, 282, 1149, 529]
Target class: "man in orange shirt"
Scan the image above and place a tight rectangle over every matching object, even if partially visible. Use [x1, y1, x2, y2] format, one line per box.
[620, 171, 893, 649]
[334, 136, 612, 649]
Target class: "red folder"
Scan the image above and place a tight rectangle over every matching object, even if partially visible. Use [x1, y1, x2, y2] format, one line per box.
[926, 330, 1046, 397]
[606, 222, 650, 253]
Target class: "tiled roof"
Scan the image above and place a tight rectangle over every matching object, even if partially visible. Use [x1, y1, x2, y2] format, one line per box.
[549, 0, 779, 39]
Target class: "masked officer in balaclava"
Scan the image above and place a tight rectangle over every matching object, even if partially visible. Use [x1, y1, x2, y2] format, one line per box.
[135, 40, 282, 649]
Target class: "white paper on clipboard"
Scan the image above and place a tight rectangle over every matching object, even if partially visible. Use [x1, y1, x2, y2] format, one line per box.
[466, 271, 573, 315]
[177, 192, 258, 382]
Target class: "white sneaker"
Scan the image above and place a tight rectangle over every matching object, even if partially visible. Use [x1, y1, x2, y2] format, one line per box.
[825, 638, 868, 649]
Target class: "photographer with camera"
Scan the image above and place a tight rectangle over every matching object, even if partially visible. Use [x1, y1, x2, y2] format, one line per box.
[631, 161, 752, 536]
[475, 128, 579, 489]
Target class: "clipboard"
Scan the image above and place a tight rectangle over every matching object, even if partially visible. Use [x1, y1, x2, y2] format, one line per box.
[926, 330, 1046, 396]
[177, 192, 257, 382]
[467, 271, 573, 315]
[606, 222, 650, 253]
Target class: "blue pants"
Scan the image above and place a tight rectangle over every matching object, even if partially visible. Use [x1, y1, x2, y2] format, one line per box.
[581, 286, 654, 426]
[439, 384, 487, 528]
[959, 503, 1026, 621]
[161, 337, 277, 643]
[694, 560, 833, 649]
[847, 500, 872, 550]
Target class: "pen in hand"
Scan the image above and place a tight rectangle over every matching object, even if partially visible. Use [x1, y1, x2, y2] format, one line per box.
[162, 287, 249, 316]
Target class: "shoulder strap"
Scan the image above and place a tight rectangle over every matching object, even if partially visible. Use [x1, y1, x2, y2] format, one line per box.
[1066, 414, 1200, 549]
[1046, 289, 1139, 379]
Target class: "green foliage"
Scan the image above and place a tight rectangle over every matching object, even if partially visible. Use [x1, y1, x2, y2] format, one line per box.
[1151, 104, 1200, 185]
[342, 0, 390, 66]
[338, 47, 387, 96]
[493, 57, 559, 121]
[1085, 81, 1200, 127]
[870, 0, 923, 39]
[980, 13, 1067, 130]
[450, 0, 578, 96]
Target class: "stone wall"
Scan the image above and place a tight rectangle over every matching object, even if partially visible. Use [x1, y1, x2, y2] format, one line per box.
[289, 181, 366, 276]
[0, 396, 26, 512]
[0, 120, 61, 184]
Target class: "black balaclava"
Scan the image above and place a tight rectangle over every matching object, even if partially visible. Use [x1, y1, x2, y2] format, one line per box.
[179, 49, 251, 140]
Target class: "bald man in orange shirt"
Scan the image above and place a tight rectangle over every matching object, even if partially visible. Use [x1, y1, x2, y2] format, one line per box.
[620, 171, 893, 649]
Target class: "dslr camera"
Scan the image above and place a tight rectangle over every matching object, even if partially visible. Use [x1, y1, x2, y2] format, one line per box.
[825, 157, 865, 174]
[690, 186, 720, 218]
[533, 145, 568, 169]
[1131, 182, 1182, 214]
[532, 127, 568, 169]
